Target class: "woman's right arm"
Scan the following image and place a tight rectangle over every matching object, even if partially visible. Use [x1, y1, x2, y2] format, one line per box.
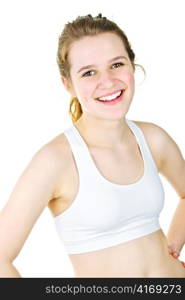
[0, 143, 64, 277]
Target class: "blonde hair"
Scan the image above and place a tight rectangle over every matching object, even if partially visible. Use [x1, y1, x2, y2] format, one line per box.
[57, 13, 137, 123]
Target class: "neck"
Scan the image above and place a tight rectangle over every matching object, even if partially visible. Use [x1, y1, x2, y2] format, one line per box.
[74, 113, 131, 149]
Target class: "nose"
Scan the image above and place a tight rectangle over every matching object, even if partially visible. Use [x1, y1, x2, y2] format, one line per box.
[97, 71, 115, 89]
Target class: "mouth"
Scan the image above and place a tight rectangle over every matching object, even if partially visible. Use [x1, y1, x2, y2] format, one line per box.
[95, 89, 125, 105]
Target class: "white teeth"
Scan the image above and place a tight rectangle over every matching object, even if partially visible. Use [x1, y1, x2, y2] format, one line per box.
[98, 90, 122, 101]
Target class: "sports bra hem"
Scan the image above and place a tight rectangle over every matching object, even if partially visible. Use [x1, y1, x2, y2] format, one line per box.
[63, 221, 161, 255]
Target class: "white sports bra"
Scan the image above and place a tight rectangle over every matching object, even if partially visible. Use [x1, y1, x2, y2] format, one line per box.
[54, 119, 165, 254]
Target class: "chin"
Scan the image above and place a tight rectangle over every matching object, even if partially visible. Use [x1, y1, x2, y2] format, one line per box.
[99, 113, 127, 121]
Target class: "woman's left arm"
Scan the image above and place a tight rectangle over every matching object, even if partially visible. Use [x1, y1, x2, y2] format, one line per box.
[152, 123, 185, 260]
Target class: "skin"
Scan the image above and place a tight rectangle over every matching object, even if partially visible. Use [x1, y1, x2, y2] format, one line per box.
[0, 32, 184, 277]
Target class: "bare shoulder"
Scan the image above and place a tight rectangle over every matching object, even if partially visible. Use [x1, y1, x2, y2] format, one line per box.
[133, 120, 184, 175]
[36, 132, 72, 177]
[134, 120, 185, 198]
[133, 120, 169, 143]
[41, 132, 73, 199]
[131, 120, 167, 171]
[133, 119, 179, 151]
[41, 132, 71, 165]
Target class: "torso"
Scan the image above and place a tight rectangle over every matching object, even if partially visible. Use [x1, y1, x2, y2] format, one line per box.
[48, 121, 185, 277]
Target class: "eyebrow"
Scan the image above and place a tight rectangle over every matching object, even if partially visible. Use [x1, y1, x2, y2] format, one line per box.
[77, 55, 128, 73]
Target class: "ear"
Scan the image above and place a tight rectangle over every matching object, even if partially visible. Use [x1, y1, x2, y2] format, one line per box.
[61, 76, 70, 91]
[61, 76, 76, 97]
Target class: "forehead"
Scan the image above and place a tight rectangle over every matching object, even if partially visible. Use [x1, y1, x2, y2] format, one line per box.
[68, 33, 128, 71]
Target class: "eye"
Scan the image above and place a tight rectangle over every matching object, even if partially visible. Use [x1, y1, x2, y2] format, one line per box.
[112, 62, 124, 68]
[82, 70, 95, 77]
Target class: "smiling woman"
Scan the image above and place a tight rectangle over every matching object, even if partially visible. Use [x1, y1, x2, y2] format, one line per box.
[0, 13, 185, 278]
[57, 13, 137, 124]
[61, 32, 135, 122]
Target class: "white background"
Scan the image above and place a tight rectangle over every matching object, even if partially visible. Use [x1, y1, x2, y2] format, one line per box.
[0, 0, 184, 277]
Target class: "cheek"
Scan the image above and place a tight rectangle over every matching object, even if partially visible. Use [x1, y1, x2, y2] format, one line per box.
[69, 75, 90, 98]
[77, 82, 94, 102]
[74, 83, 92, 106]
[122, 71, 135, 86]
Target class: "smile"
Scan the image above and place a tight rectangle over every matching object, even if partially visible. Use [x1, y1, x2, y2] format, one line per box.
[95, 89, 125, 105]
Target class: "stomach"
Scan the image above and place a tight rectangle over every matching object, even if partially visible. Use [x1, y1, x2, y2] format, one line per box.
[69, 229, 185, 277]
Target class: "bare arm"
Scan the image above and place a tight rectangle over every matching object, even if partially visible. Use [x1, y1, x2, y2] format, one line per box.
[0, 144, 63, 277]
[157, 127, 185, 257]
[144, 122, 185, 257]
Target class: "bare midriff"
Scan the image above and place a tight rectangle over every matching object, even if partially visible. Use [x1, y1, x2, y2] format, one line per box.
[69, 229, 185, 278]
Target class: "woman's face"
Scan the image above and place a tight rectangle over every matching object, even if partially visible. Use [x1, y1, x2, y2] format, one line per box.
[65, 32, 135, 120]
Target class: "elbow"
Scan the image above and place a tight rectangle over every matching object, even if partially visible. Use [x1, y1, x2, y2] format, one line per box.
[0, 261, 21, 277]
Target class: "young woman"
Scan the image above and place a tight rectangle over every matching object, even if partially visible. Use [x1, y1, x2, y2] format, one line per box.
[0, 14, 185, 278]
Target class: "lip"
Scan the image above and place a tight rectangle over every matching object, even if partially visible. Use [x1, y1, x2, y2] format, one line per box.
[95, 89, 124, 99]
[95, 89, 125, 105]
